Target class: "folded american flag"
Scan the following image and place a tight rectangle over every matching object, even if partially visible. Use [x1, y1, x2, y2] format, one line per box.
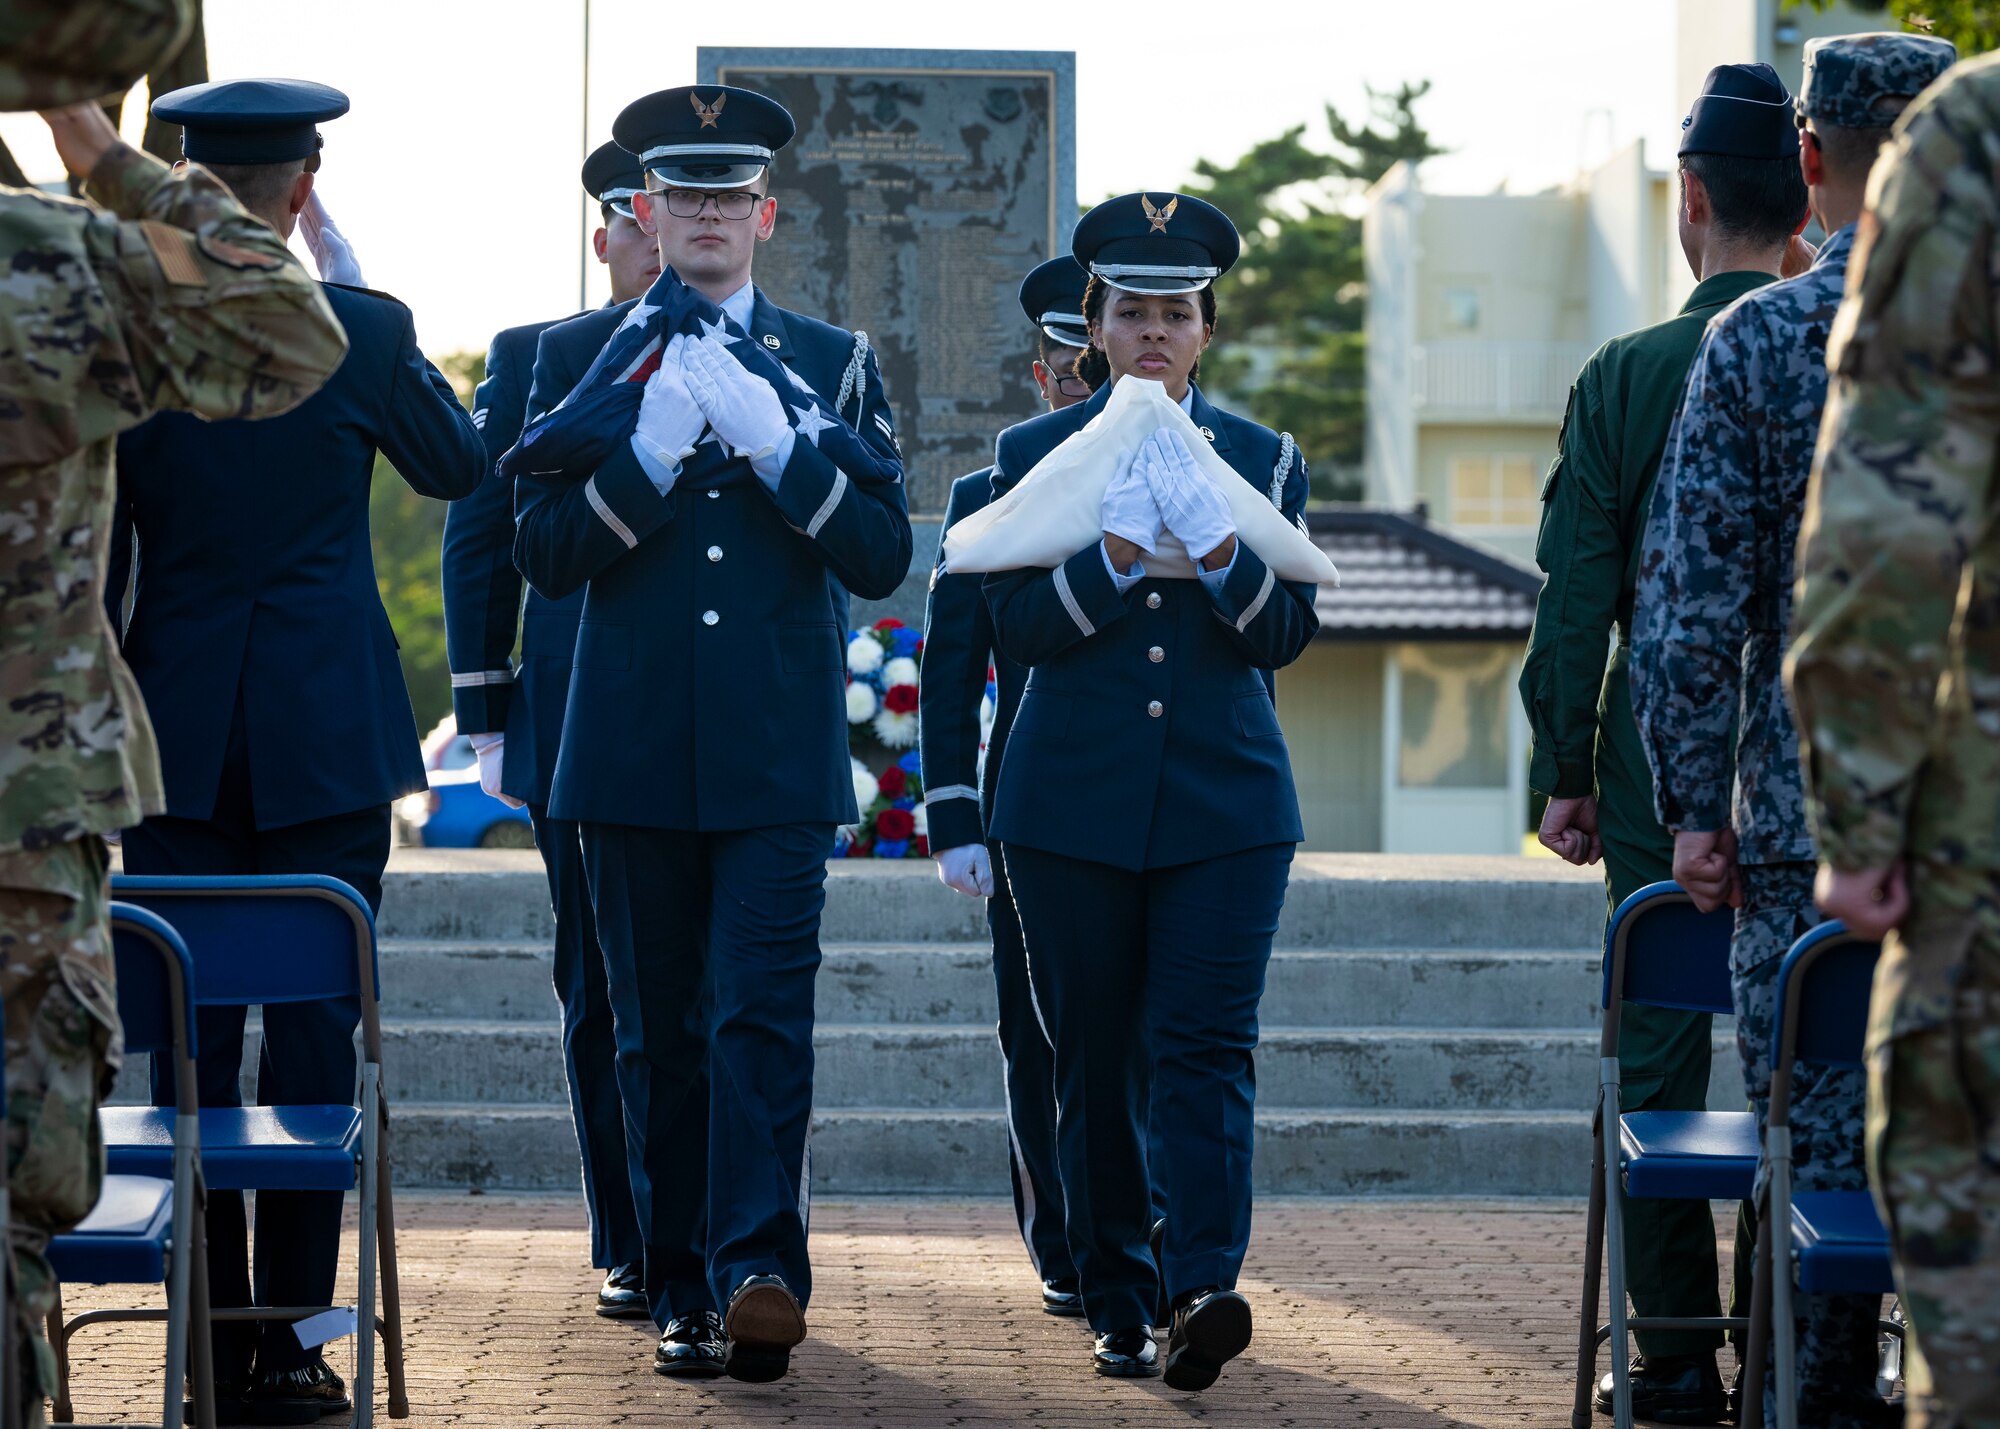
[499, 265, 902, 492]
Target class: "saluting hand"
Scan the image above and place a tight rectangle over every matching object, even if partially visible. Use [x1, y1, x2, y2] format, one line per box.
[39, 103, 122, 180]
[633, 337, 707, 477]
[300, 193, 366, 287]
[1139, 428, 1236, 563]
[682, 334, 788, 462]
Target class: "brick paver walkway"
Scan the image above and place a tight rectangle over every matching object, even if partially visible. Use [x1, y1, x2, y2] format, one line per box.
[54, 1194, 1727, 1427]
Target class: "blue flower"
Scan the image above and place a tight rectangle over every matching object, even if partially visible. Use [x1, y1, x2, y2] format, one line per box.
[898, 751, 924, 776]
[890, 627, 923, 658]
[874, 838, 910, 859]
[892, 796, 914, 811]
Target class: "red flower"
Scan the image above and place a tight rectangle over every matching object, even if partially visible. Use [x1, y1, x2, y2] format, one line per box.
[848, 839, 874, 859]
[877, 765, 907, 797]
[876, 807, 915, 841]
[914, 835, 930, 857]
[874, 617, 907, 631]
[884, 684, 919, 714]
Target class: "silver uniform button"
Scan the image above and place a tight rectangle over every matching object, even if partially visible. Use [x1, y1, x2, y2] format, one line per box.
[707, 545, 723, 562]
[1147, 700, 1164, 718]
[1148, 646, 1165, 663]
[1145, 591, 1162, 609]
[702, 610, 719, 626]
[707, 488, 721, 499]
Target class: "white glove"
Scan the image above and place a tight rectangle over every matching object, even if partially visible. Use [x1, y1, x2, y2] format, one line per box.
[681, 334, 789, 463]
[1139, 428, 1235, 561]
[468, 732, 527, 810]
[935, 842, 994, 899]
[1100, 454, 1163, 554]
[633, 338, 706, 484]
[299, 192, 366, 287]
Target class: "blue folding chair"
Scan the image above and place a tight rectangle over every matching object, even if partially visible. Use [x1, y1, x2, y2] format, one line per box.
[104, 875, 407, 1427]
[1739, 923, 1901, 1429]
[46, 903, 216, 1429]
[1573, 881, 1753, 1429]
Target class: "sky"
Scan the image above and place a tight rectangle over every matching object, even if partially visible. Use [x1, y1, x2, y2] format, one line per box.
[0, 0, 1681, 355]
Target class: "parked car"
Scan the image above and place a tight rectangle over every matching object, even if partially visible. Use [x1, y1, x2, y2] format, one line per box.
[394, 715, 537, 849]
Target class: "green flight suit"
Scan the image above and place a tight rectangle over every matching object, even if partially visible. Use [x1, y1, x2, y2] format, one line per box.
[1521, 270, 1775, 1360]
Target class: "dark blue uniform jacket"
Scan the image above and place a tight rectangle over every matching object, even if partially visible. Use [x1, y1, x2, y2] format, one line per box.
[919, 467, 1027, 855]
[513, 287, 911, 832]
[110, 282, 485, 829]
[981, 381, 1317, 871]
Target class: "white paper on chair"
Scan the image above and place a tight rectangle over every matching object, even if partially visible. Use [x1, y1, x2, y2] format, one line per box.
[292, 1306, 359, 1350]
[941, 377, 1339, 585]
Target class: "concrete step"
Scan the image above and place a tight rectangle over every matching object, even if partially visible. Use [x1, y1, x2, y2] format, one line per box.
[354, 1021, 1746, 1112]
[387, 1103, 1599, 1197]
[372, 851, 1607, 952]
[373, 941, 1606, 1028]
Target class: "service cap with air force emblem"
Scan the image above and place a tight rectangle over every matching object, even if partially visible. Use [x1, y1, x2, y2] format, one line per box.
[613, 85, 795, 192]
[151, 77, 349, 165]
[1798, 32, 1956, 129]
[582, 140, 646, 219]
[1072, 191, 1240, 295]
[1679, 62, 1797, 158]
[1019, 256, 1090, 347]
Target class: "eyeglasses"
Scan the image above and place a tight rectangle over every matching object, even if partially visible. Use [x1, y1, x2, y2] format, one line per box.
[1051, 373, 1091, 398]
[657, 188, 765, 220]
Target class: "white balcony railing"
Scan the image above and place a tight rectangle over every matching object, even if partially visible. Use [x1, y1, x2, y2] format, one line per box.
[1413, 341, 1595, 421]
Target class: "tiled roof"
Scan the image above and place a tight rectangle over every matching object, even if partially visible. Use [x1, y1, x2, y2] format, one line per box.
[1306, 509, 1542, 640]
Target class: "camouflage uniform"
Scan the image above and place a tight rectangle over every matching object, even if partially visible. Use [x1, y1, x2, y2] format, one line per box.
[1788, 50, 2000, 1429]
[0, 125, 346, 1423]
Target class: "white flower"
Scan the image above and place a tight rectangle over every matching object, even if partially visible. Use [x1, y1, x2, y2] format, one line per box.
[846, 635, 884, 676]
[846, 682, 878, 724]
[850, 758, 879, 809]
[872, 709, 918, 748]
[882, 656, 920, 688]
[912, 804, 928, 838]
[979, 693, 995, 743]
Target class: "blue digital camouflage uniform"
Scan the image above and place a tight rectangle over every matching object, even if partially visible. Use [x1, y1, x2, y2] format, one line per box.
[1631, 227, 1883, 1425]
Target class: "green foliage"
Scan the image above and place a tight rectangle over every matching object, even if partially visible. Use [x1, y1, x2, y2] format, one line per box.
[1190, 83, 1442, 499]
[372, 349, 485, 733]
[1791, 0, 1998, 54]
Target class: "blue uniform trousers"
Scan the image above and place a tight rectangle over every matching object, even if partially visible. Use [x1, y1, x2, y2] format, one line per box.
[528, 804, 641, 1272]
[129, 708, 387, 1380]
[580, 821, 832, 1323]
[986, 841, 1076, 1284]
[1002, 841, 1293, 1333]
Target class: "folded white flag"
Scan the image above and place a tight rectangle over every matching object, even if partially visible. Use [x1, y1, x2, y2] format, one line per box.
[942, 377, 1339, 585]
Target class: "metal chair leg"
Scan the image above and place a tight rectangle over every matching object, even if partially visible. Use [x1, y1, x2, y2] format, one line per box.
[189, 1178, 216, 1429]
[1770, 1157, 1797, 1429]
[1599, 1060, 1634, 1429]
[1573, 1098, 1609, 1429]
[46, 1287, 70, 1425]
[353, 1069, 379, 1429]
[373, 1107, 407, 1421]
[1741, 1205, 1774, 1429]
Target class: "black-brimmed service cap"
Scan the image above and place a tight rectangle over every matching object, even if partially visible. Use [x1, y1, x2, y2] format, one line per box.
[150, 77, 349, 165]
[612, 85, 795, 192]
[582, 140, 646, 219]
[1019, 257, 1090, 347]
[1798, 33, 1956, 129]
[1071, 192, 1240, 295]
[1679, 62, 1797, 158]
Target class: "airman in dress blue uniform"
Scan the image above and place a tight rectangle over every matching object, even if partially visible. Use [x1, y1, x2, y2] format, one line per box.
[105, 78, 485, 1422]
[979, 193, 1318, 1389]
[438, 140, 660, 1323]
[511, 85, 911, 1385]
[921, 256, 1095, 1319]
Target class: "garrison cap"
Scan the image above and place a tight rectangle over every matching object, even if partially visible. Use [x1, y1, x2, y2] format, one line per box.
[1072, 192, 1240, 296]
[1679, 62, 1798, 158]
[613, 85, 794, 192]
[582, 140, 646, 220]
[151, 77, 349, 165]
[1798, 32, 1956, 129]
[1019, 256, 1090, 347]
[0, 0, 193, 113]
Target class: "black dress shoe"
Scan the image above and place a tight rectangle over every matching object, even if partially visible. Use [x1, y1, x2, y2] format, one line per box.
[1594, 1353, 1727, 1425]
[185, 1377, 290, 1427]
[654, 1310, 726, 1378]
[722, 1274, 807, 1384]
[1041, 1278, 1085, 1318]
[1150, 1218, 1169, 1330]
[1092, 1326, 1160, 1378]
[242, 1357, 349, 1423]
[1164, 1287, 1253, 1392]
[596, 1262, 649, 1319]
